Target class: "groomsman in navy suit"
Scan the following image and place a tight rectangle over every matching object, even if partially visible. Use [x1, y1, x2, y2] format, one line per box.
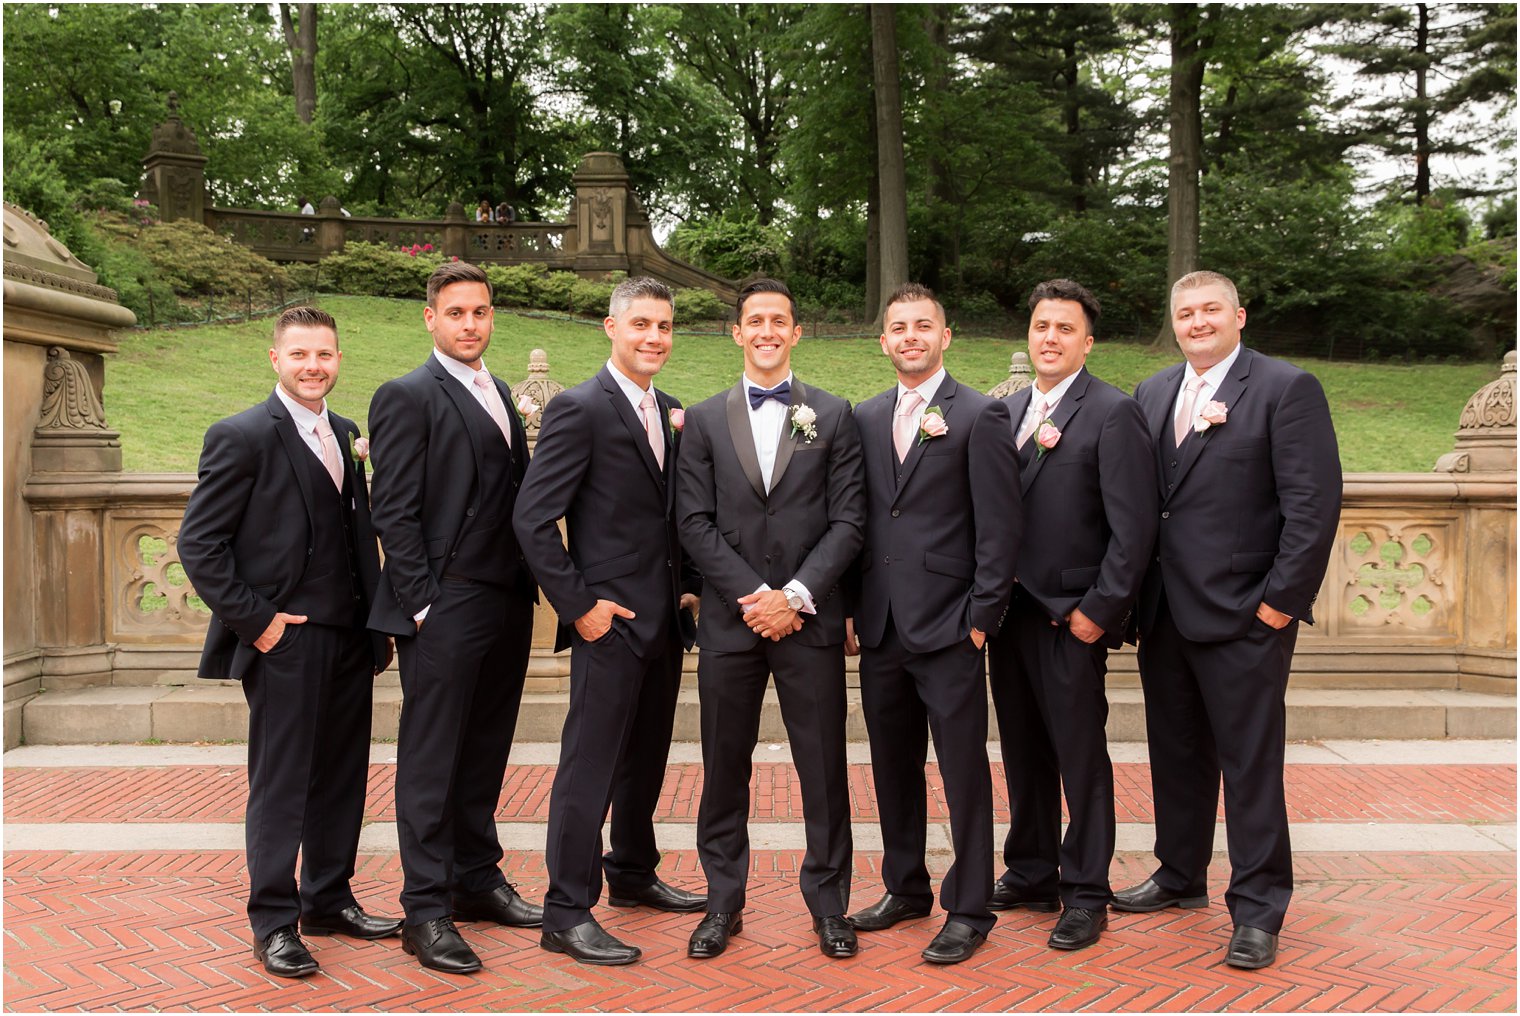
[845, 283, 1021, 964]
[990, 279, 1156, 950]
[1116, 271, 1341, 970]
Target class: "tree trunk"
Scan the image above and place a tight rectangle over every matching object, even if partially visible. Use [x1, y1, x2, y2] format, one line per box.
[866, 103, 882, 322]
[871, 4, 910, 321]
[279, 3, 318, 124]
[1155, 3, 1206, 347]
[1062, 40, 1086, 213]
[1413, 2, 1431, 204]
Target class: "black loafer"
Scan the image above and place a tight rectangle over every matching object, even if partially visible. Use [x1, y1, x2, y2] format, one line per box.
[687, 912, 742, 959]
[541, 920, 641, 966]
[988, 881, 1060, 913]
[302, 904, 403, 940]
[401, 917, 482, 974]
[253, 926, 318, 978]
[1225, 925, 1278, 969]
[607, 878, 707, 913]
[1110, 877, 1209, 913]
[846, 893, 933, 931]
[1048, 907, 1106, 950]
[452, 883, 544, 928]
[813, 915, 858, 958]
[921, 921, 985, 964]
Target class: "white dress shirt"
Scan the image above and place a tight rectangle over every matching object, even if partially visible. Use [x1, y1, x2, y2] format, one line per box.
[1017, 368, 1082, 438]
[273, 384, 332, 460]
[1171, 342, 1242, 431]
[740, 372, 815, 614]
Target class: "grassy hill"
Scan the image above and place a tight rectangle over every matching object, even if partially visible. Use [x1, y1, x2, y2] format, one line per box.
[107, 294, 1492, 473]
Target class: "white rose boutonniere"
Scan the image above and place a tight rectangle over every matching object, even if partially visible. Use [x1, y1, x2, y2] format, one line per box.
[790, 403, 818, 443]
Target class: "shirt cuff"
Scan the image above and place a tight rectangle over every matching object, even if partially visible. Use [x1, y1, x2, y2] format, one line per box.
[784, 580, 817, 615]
[413, 604, 431, 624]
[741, 583, 770, 615]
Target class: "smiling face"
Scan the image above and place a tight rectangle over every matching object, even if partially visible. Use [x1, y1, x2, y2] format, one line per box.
[1171, 282, 1246, 372]
[733, 291, 800, 387]
[269, 323, 341, 413]
[605, 295, 674, 387]
[425, 281, 494, 369]
[1027, 298, 1094, 392]
[880, 297, 951, 384]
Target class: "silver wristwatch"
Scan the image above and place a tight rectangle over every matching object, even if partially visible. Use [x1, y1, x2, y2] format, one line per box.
[784, 589, 804, 611]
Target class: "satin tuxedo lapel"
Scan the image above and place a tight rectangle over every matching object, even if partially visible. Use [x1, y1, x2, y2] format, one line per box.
[767, 379, 810, 492]
[425, 356, 488, 489]
[893, 376, 959, 502]
[1165, 349, 1252, 505]
[599, 367, 667, 492]
[1018, 370, 1091, 498]
[265, 394, 318, 538]
[725, 382, 768, 499]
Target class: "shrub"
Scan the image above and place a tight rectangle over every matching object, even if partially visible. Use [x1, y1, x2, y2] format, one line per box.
[675, 287, 728, 323]
[486, 263, 549, 307]
[535, 270, 578, 311]
[134, 220, 291, 301]
[316, 241, 440, 299]
[666, 212, 785, 278]
[569, 277, 616, 316]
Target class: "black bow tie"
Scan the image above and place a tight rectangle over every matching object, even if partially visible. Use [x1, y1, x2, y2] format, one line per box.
[748, 381, 791, 409]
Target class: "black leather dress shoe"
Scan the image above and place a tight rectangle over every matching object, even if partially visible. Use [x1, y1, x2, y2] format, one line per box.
[1110, 877, 1208, 913]
[687, 912, 742, 959]
[253, 926, 318, 978]
[302, 904, 403, 940]
[921, 922, 985, 964]
[845, 893, 933, 931]
[401, 917, 482, 974]
[541, 919, 641, 966]
[1225, 925, 1278, 969]
[813, 915, 858, 958]
[1048, 907, 1106, 950]
[607, 878, 707, 913]
[452, 884, 544, 928]
[988, 882, 1060, 913]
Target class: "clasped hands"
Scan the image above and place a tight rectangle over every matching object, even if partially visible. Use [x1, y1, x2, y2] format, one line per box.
[739, 588, 802, 641]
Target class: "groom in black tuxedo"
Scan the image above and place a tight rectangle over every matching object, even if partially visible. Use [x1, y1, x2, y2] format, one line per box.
[845, 283, 1021, 964]
[675, 279, 866, 960]
[1116, 270, 1341, 970]
[990, 279, 1157, 951]
[179, 305, 400, 979]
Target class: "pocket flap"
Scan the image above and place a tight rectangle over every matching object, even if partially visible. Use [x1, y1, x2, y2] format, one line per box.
[924, 550, 974, 581]
[583, 550, 641, 585]
[1060, 566, 1100, 592]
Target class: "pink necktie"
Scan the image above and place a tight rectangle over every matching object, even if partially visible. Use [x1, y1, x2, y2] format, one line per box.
[314, 415, 343, 491]
[473, 371, 513, 447]
[1174, 375, 1206, 447]
[1017, 397, 1048, 450]
[640, 391, 665, 468]
[893, 390, 923, 463]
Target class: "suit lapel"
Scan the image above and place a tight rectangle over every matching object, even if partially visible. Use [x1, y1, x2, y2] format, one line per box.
[1145, 362, 1184, 499]
[1019, 370, 1089, 497]
[657, 390, 678, 510]
[1166, 348, 1252, 503]
[600, 367, 666, 491]
[494, 376, 530, 479]
[265, 394, 318, 538]
[768, 378, 808, 493]
[725, 382, 768, 499]
[893, 375, 957, 503]
[427, 357, 489, 487]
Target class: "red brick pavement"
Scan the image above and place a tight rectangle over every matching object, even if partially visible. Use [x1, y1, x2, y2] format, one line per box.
[6, 762, 1514, 825]
[4, 850, 1514, 1013]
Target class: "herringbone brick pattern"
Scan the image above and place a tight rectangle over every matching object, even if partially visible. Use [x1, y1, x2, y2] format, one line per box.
[6, 762, 1514, 825]
[4, 850, 1514, 1012]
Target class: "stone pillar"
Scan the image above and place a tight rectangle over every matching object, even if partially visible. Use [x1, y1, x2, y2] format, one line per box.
[509, 349, 571, 689]
[317, 195, 345, 255]
[4, 204, 136, 746]
[443, 201, 468, 262]
[570, 152, 632, 277]
[139, 92, 208, 225]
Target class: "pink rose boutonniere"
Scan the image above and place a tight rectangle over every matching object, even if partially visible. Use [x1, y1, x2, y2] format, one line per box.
[1195, 400, 1228, 433]
[348, 433, 369, 462]
[515, 393, 541, 426]
[1035, 420, 1061, 459]
[918, 406, 949, 443]
[669, 407, 686, 433]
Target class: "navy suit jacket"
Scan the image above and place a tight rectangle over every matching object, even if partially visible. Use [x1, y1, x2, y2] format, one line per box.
[366, 355, 536, 635]
[851, 372, 1021, 654]
[1134, 346, 1342, 643]
[676, 377, 866, 652]
[513, 365, 698, 657]
[1002, 368, 1157, 648]
[179, 393, 387, 680]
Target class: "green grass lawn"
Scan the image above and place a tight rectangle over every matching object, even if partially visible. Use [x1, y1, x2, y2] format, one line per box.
[108, 294, 1493, 473]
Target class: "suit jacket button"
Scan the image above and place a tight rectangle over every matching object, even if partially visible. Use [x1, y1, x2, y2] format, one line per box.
[891, 509, 900, 517]
[467, 507, 476, 517]
[306, 547, 313, 556]
[1161, 511, 1170, 519]
[1170, 460, 1178, 467]
[883, 556, 890, 565]
[768, 507, 776, 516]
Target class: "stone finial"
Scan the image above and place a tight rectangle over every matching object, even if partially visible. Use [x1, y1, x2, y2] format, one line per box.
[510, 349, 566, 438]
[987, 350, 1034, 398]
[1433, 350, 1517, 473]
[445, 201, 466, 221]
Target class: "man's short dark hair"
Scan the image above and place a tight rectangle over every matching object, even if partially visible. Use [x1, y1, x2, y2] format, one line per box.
[273, 305, 338, 345]
[426, 260, 492, 308]
[1027, 278, 1101, 336]
[736, 278, 797, 324]
[884, 282, 945, 321]
[609, 276, 675, 318]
